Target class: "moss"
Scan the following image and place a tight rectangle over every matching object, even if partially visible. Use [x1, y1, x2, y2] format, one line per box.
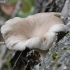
[56, 62, 61, 67]
[65, 68, 70, 70]
[50, 63, 53, 66]
[63, 46, 70, 50]
[63, 47, 67, 50]
[68, 32, 70, 37]
[39, 63, 41, 66]
[51, 52, 59, 61]
[67, 46, 70, 50]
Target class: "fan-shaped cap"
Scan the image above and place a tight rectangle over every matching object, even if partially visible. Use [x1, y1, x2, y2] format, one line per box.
[1, 12, 67, 52]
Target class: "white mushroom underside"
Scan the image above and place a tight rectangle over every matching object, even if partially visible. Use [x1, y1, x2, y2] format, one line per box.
[1, 12, 67, 51]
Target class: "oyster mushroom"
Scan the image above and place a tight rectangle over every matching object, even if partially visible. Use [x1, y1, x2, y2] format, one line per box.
[1, 12, 68, 57]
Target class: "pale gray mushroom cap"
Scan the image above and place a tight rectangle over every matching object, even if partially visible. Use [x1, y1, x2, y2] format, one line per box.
[1, 12, 67, 57]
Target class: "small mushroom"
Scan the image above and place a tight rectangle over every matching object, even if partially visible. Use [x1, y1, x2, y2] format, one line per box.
[1, 12, 69, 57]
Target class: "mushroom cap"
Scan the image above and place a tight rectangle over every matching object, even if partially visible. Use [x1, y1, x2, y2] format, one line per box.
[1, 12, 67, 52]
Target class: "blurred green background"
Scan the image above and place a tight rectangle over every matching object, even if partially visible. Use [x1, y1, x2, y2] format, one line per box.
[0, 0, 35, 18]
[0, 0, 35, 70]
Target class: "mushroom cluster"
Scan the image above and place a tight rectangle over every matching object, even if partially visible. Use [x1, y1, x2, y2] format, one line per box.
[1, 12, 68, 57]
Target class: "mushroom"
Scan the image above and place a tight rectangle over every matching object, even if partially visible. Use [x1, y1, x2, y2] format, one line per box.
[1, 12, 68, 58]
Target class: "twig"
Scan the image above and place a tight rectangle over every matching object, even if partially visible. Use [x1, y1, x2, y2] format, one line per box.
[61, 0, 69, 17]
[12, 51, 23, 70]
[0, 42, 5, 44]
[0, 0, 7, 4]
[11, 0, 21, 18]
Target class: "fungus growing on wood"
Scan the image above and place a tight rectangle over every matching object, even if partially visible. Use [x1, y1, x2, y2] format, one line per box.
[1, 12, 68, 57]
